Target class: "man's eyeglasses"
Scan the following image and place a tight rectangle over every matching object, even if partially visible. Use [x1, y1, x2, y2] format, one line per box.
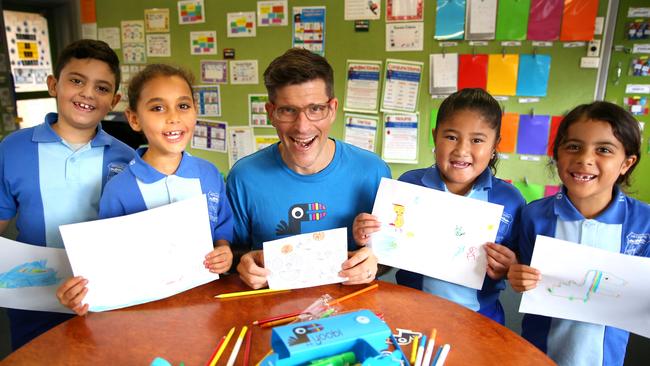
[272, 100, 332, 123]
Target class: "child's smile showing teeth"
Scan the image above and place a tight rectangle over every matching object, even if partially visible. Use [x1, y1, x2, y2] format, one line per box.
[73, 101, 95, 111]
[163, 130, 184, 142]
[451, 160, 471, 168]
[570, 172, 596, 182]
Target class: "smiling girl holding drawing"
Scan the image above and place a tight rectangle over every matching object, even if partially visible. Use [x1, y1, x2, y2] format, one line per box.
[353, 88, 526, 324]
[508, 101, 649, 366]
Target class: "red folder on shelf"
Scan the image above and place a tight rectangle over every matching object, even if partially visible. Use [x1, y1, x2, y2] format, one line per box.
[458, 54, 488, 90]
[527, 0, 563, 41]
[560, 0, 599, 41]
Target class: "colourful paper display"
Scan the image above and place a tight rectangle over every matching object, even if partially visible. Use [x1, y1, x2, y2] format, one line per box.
[458, 54, 488, 90]
[517, 115, 550, 155]
[546, 115, 563, 156]
[486, 54, 519, 96]
[430, 108, 438, 146]
[497, 113, 519, 153]
[514, 181, 544, 203]
[516, 54, 551, 97]
[560, 0, 599, 41]
[495, 0, 531, 40]
[544, 185, 561, 197]
[434, 0, 466, 40]
[527, 0, 563, 41]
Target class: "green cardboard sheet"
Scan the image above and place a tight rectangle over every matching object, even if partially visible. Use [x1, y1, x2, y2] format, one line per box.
[514, 181, 544, 203]
[495, 0, 531, 40]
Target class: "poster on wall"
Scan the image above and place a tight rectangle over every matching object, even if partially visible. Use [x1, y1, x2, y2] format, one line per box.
[178, 0, 205, 24]
[344, 113, 378, 152]
[227, 126, 256, 168]
[292, 6, 326, 56]
[3, 10, 53, 92]
[227, 12, 256, 37]
[381, 59, 423, 113]
[144, 8, 170, 33]
[345, 0, 381, 21]
[122, 43, 147, 64]
[190, 31, 217, 55]
[344, 60, 382, 114]
[192, 119, 227, 153]
[386, 22, 423, 52]
[257, 0, 288, 27]
[249, 94, 270, 127]
[146, 34, 171, 57]
[255, 135, 280, 151]
[200, 60, 228, 83]
[98, 27, 121, 49]
[121, 20, 145, 44]
[230, 60, 259, 85]
[386, 0, 424, 22]
[382, 113, 419, 164]
[193, 85, 221, 117]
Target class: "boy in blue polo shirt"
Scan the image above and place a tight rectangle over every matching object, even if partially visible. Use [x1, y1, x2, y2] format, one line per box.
[0, 39, 134, 349]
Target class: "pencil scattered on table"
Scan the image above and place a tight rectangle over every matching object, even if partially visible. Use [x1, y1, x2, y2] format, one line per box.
[214, 288, 291, 299]
[433, 344, 451, 366]
[414, 335, 426, 366]
[410, 335, 420, 364]
[330, 283, 379, 305]
[253, 310, 303, 326]
[242, 327, 253, 366]
[226, 326, 248, 366]
[259, 315, 299, 328]
[422, 329, 437, 366]
[207, 326, 235, 366]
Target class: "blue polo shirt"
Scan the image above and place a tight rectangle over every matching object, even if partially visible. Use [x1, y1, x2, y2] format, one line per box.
[99, 147, 233, 243]
[0, 112, 134, 349]
[395, 166, 526, 324]
[517, 187, 650, 366]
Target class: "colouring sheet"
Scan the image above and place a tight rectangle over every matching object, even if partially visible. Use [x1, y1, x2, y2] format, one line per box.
[60, 195, 218, 312]
[200, 60, 228, 84]
[249, 94, 270, 127]
[520, 235, 650, 338]
[0, 237, 73, 313]
[370, 178, 504, 289]
[264, 228, 347, 290]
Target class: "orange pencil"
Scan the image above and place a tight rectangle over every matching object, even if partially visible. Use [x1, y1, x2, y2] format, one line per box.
[242, 327, 253, 366]
[253, 311, 302, 326]
[330, 283, 379, 305]
[259, 315, 298, 328]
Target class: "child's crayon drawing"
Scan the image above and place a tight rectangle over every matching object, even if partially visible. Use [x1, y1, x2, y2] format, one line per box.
[0, 260, 61, 288]
[546, 269, 627, 303]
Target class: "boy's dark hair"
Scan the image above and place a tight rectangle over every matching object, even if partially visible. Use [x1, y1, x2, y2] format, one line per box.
[54, 39, 121, 92]
[127, 64, 195, 111]
[552, 101, 641, 187]
[436, 88, 502, 173]
[263, 48, 334, 103]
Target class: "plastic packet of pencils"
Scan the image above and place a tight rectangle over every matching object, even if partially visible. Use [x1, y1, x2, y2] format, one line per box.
[259, 294, 343, 328]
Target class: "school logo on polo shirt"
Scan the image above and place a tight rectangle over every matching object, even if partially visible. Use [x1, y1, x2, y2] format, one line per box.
[624, 232, 649, 256]
[207, 191, 221, 223]
[107, 162, 128, 180]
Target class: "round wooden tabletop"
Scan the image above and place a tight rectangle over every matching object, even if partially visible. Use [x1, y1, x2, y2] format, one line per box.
[1, 275, 553, 366]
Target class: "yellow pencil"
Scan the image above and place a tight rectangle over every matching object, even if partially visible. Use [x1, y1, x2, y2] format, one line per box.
[226, 326, 248, 366]
[410, 335, 420, 364]
[209, 326, 235, 366]
[214, 288, 290, 299]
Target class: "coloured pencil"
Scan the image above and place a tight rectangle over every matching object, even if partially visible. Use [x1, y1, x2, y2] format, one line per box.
[242, 326, 253, 366]
[414, 335, 426, 366]
[433, 344, 451, 366]
[204, 335, 226, 366]
[409, 335, 420, 364]
[215, 288, 290, 299]
[422, 329, 437, 366]
[259, 315, 299, 328]
[330, 283, 379, 305]
[255, 350, 274, 366]
[253, 311, 302, 325]
[208, 326, 236, 366]
[226, 326, 248, 366]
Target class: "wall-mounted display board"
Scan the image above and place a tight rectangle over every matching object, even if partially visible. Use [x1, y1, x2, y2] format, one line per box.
[0, 4, 18, 137]
[94, 1, 648, 202]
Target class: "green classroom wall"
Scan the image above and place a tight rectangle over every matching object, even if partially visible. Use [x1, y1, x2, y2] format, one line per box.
[94, 0, 649, 202]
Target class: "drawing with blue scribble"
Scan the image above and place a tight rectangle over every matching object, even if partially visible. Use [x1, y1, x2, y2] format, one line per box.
[546, 269, 627, 303]
[0, 260, 62, 288]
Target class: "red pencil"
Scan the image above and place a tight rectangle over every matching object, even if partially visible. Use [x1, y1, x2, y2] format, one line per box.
[253, 311, 302, 326]
[204, 335, 226, 366]
[242, 327, 253, 366]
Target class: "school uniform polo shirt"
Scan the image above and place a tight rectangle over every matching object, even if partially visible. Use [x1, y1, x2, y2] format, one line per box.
[0, 112, 134, 349]
[99, 147, 233, 243]
[395, 166, 526, 324]
[517, 188, 650, 366]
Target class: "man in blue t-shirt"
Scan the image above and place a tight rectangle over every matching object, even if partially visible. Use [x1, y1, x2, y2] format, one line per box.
[227, 48, 391, 289]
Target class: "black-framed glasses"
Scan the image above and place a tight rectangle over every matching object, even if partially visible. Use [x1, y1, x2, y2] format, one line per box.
[272, 99, 332, 123]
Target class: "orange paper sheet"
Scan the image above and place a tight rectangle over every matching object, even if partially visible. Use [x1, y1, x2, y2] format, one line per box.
[80, 0, 97, 23]
[560, 0, 599, 41]
[498, 113, 519, 153]
[487, 54, 519, 96]
[546, 115, 563, 156]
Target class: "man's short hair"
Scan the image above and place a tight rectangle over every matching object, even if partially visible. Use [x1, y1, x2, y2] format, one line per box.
[263, 48, 334, 102]
[54, 39, 121, 93]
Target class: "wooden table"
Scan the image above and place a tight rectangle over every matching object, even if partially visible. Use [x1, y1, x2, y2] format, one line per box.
[1, 275, 554, 365]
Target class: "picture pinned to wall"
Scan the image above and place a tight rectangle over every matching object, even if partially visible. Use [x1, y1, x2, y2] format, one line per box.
[293, 6, 326, 56]
[98, 27, 121, 49]
[122, 43, 146, 64]
[434, 0, 465, 40]
[200, 60, 228, 84]
[381, 59, 423, 113]
[190, 31, 217, 55]
[382, 113, 419, 164]
[465, 0, 497, 41]
[230, 60, 259, 85]
[249, 94, 270, 127]
[178, 0, 205, 24]
[3, 10, 53, 92]
[386, 22, 423, 51]
[344, 0, 381, 21]
[81, 23, 97, 40]
[625, 96, 648, 116]
[144, 8, 170, 33]
[255, 135, 280, 151]
[192, 119, 227, 153]
[120, 20, 145, 44]
[344, 60, 382, 114]
[344, 113, 378, 152]
[257, 0, 288, 27]
[386, 0, 423, 23]
[227, 12, 256, 38]
[193, 85, 221, 117]
[429, 53, 458, 95]
[631, 56, 650, 77]
[227, 126, 256, 168]
[626, 20, 650, 40]
[146, 34, 171, 57]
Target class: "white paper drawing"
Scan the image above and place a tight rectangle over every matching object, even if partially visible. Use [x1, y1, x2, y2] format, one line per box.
[370, 178, 504, 289]
[520, 235, 650, 338]
[60, 195, 218, 312]
[264, 228, 348, 290]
